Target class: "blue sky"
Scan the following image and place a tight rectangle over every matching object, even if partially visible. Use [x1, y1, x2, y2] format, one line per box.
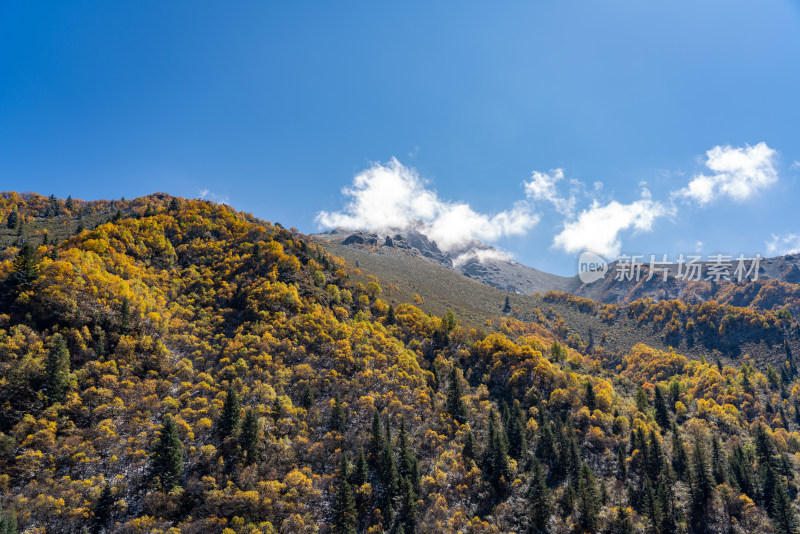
[1, 1, 799, 275]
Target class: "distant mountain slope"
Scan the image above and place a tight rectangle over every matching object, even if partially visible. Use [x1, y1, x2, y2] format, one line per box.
[315, 228, 580, 295]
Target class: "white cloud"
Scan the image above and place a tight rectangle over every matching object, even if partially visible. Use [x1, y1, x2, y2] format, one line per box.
[766, 233, 800, 256]
[523, 168, 577, 216]
[199, 188, 229, 205]
[792, 161, 800, 170]
[677, 142, 778, 204]
[315, 158, 539, 252]
[552, 192, 671, 258]
[452, 248, 512, 267]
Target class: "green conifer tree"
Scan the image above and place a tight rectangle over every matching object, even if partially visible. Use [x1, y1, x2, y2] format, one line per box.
[330, 393, 346, 432]
[576, 464, 600, 533]
[527, 459, 551, 534]
[654, 386, 671, 428]
[218, 388, 241, 439]
[332, 455, 358, 534]
[44, 334, 71, 405]
[446, 368, 468, 424]
[773, 481, 798, 534]
[91, 483, 114, 534]
[149, 415, 184, 491]
[239, 408, 260, 465]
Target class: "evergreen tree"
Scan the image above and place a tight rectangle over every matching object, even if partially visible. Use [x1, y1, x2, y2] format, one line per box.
[239, 408, 260, 465]
[351, 448, 369, 487]
[44, 334, 71, 405]
[503, 296, 511, 313]
[585, 381, 596, 411]
[91, 483, 114, 534]
[93, 329, 106, 360]
[671, 427, 688, 482]
[369, 411, 384, 467]
[463, 429, 477, 466]
[609, 506, 634, 534]
[635, 386, 649, 414]
[386, 304, 396, 325]
[431, 362, 441, 392]
[763, 464, 780, 516]
[576, 464, 600, 533]
[7, 242, 39, 295]
[483, 410, 511, 496]
[773, 481, 798, 534]
[728, 443, 756, 498]
[0, 501, 18, 534]
[398, 476, 418, 534]
[507, 399, 527, 460]
[397, 418, 420, 490]
[446, 368, 468, 424]
[6, 211, 17, 230]
[332, 455, 358, 534]
[65, 195, 73, 211]
[149, 415, 184, 491]
[527, 459, 551, 534]
[689, 438, 714, 534]
[654, 386, 671, 428]
[330, 393, 346, 432]
[218, 388, 241, 439]
[711, 436, 726, 485]
[617, 444, 627, 480]
[301, 383, 315, 410]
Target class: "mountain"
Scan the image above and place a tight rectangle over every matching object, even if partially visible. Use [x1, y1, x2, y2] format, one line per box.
[319, 228, 800, 320]
[1, 192, 800, 533]
[315, 228, 581, 294]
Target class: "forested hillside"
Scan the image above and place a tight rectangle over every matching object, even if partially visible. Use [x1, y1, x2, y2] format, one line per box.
[1, 192, 800, 533]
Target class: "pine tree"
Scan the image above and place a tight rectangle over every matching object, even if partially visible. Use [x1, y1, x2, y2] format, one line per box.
[671, 427, 688, 482]
[218, 388, 241, 439]
[773, 481, 798, 534]
[239, 408, 260, 465]
[711, 436, 726, 485]
[44, 334, 71, 405]
[617, 444, 627, 480]
[654, 386, 671, 428]
[332, 455, 358, 534]
[351, 448, 369, 487]
[446, 368, 468, 424]
[635, 386, 649, 414]
[91, 483, 114, 534]
[576, 464, 600, 533]
[763, 463, 780, 516]
[369, 411, 384, 467]
[94, 329, 106, 360]
[689, 438, 714, 533]
[483, 410, 511, 496]
[609, 506, 634, 534]
[503, 296, 512, 313]
[330, 393, 346, 432]
[397, 418, 420, 490]
[0, 501, 18, 534]
[6, 211, 17, 230]
[149, 415, 184, 491]
[386, 304, 396, 325]
[301, 383, 315, 409]
[585, 381, 596, 412]
[398, 475, 418, 534]
[7, 242, 39, 295]
[507, 400, 527, 460]
[463, 429, 477, 466]
[527, 459, 551, 534]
